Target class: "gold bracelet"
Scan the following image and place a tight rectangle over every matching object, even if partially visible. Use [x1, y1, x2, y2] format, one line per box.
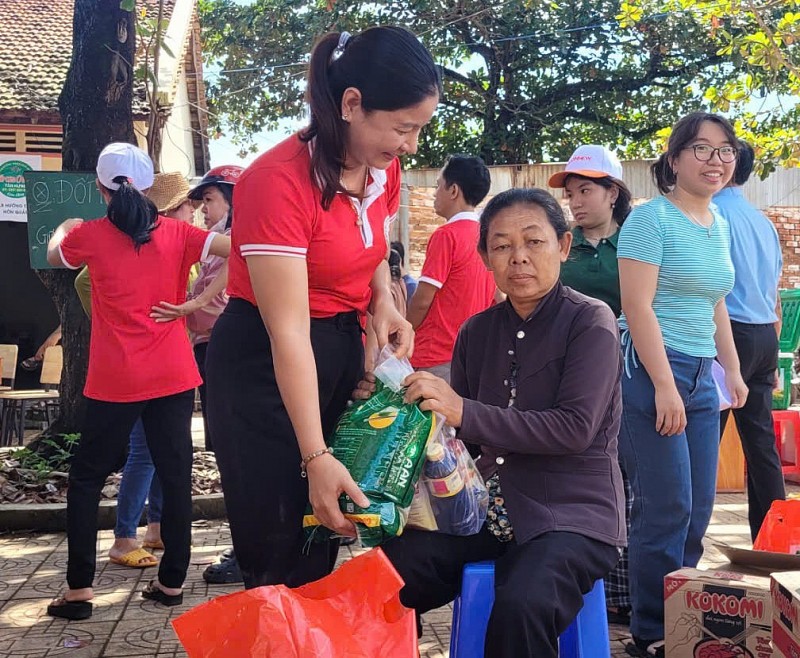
[300, 447, 334, 478]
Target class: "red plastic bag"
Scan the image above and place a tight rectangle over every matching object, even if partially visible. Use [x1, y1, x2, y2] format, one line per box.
[172, 548, 417, 657]
[753, 500, 800, 553]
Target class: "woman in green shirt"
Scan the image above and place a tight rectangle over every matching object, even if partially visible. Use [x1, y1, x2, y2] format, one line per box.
[550, 145, 631, 318]
[550, 144, 633, 626]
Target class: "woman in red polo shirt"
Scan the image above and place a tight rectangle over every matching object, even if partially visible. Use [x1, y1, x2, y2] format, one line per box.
[44, 143, 230, 620]
[205, 26, 440, 589]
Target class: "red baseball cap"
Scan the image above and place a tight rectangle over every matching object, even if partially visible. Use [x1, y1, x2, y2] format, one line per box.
[188, 165, 244, 200]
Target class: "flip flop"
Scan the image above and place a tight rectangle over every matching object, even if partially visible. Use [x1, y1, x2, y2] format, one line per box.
[46, 597, 93, 620]
[109, 547, 158, 568]
[141, 580, 183, 607]
[142, 539, 165, 550]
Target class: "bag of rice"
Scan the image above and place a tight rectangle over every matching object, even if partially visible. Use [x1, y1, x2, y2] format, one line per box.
[303, 348, 436, 547]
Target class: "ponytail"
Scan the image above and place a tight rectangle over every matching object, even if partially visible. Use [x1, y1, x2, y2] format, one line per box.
[106, 176, 159, 250]
[300, 26, 441, 210]
[301, 33, 346, 211]
[651, 154, 676, 195]
[612, 181, 632, 225]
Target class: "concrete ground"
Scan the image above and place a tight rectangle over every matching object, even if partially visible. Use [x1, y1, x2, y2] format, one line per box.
[0, 416, 771, 656]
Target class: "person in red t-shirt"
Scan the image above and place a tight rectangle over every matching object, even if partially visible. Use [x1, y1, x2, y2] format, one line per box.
[408, 155, 497, 382]
[204, 26, 441, 590]
[44, 143, 230, 621]
[152, 165, 245, 585]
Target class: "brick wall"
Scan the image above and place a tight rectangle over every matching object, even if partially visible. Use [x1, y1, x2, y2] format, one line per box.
[768, 207, 800, 289]
[405, 184, 800, 289]
[406, 185, 442, 275]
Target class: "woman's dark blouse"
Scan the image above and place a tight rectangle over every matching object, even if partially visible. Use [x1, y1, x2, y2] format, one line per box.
[452, 282, 626, 548]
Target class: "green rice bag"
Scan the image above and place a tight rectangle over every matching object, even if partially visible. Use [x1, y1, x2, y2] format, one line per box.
[303, 379, 436, 547]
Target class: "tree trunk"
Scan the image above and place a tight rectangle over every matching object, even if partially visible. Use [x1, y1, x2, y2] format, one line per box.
[30, 0, 136, 449]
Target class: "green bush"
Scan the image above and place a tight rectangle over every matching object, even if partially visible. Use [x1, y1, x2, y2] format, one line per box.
[10, 433, 80, 480]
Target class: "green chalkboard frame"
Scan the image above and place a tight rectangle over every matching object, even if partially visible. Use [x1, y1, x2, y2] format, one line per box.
[24, 171, 107, 270]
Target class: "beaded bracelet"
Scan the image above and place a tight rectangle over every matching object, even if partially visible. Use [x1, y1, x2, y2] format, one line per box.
[300, 447, 334, 478]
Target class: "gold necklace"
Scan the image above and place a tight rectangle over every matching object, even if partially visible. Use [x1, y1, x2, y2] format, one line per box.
[670, 195, 713, 237]
[343, 168, 369, 227]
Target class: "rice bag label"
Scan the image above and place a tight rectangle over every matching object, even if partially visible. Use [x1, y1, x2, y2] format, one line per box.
[331, 381, 434, 508]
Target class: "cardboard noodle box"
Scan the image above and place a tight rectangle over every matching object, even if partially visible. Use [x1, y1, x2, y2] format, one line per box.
[771, 571, 800, 658]
[665, 567, 773, 657]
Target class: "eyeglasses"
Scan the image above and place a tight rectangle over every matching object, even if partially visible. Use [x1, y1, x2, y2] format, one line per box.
[685, 144, 738, 163]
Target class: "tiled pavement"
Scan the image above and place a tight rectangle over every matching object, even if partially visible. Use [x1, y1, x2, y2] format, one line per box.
[0, 418, 779, 657]
[0, 487, 771, 658]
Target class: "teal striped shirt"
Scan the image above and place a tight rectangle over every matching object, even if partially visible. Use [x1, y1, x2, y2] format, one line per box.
[618, 196, 734, 358]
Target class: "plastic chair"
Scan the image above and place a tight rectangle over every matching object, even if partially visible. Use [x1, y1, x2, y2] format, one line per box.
[449, 561, 609, 658]
[773, 408, 800, 478]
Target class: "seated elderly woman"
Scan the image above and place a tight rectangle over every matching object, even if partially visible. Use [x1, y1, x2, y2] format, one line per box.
[358, 188, 626, 657]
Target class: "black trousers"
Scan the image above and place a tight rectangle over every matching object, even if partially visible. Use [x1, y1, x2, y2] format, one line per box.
[205, 298, 364, 590]
[720, 321, 785, 540]
[382, 528, 620, 658]
[193, 341, 212, 451]
[66, 390, 194, 590]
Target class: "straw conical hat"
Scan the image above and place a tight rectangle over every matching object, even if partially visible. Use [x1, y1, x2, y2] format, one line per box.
[147, 172, 191, 213]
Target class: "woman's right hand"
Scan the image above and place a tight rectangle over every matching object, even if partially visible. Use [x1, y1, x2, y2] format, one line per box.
[654, 384, 687, 436]
[306, 454, 370, 537]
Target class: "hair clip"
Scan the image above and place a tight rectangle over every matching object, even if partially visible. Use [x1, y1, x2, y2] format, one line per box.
[330, 31, 351, 63]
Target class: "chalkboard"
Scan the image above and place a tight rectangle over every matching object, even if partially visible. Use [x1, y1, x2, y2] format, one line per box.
[24, 171, 107, 270]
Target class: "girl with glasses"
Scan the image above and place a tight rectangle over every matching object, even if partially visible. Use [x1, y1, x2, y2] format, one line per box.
[616, 112, 748, 657]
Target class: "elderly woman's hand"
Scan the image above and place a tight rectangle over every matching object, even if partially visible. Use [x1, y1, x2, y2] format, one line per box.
[403, 371, 464, 428]
[352, 372, 377, 400]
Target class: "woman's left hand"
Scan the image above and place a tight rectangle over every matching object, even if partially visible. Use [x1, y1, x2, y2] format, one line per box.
[403, 371, 464, 427]
[725, 369, 749, 409]
[352, 372, 377, 401]
[371, 301, 414, 360]
[149, 299, 201, 323]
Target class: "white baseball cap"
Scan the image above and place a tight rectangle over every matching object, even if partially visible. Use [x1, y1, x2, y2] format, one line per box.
[96, 142, 155, 191]
[548, 145, 623, 188]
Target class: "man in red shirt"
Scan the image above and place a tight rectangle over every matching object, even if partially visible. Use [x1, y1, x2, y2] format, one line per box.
[409, 155, 496, 381]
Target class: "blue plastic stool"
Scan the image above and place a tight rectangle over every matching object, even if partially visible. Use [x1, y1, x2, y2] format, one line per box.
[449, 561, 610, 658]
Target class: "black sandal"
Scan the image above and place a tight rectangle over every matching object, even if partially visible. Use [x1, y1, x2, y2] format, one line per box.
[141, 580, 183, 607]
[625, 637, 665, 657]
[202, 554, 242, 584]
[607, 605, 631, 625]
[46, 597, 93, 620]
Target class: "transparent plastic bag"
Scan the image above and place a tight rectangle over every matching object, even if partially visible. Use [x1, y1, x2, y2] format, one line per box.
[304, 347, 434, 547]
[407, 424, 489, 536]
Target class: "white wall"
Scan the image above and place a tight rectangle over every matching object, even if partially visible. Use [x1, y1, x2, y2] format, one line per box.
[159, 70, 198, 178]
